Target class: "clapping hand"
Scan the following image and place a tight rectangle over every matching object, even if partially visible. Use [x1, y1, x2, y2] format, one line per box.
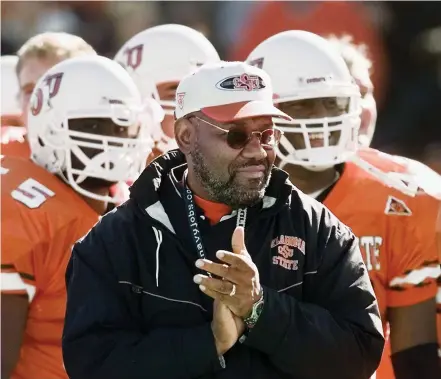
[194, 226, 262, 318]
[211, 299, 245, 355]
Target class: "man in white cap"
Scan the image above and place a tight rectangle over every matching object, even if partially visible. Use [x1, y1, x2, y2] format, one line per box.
[62, 61, 384, 379]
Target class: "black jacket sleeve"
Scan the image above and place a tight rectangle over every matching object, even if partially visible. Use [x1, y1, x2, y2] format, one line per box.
[243, 205, 385, 379]
[62, 222, 223, 379]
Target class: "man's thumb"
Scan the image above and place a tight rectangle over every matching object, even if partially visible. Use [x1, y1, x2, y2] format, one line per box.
[231, 226, 246, 255]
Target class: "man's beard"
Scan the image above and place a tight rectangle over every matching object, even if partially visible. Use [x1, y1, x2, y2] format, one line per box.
[190, 142, 272, 209]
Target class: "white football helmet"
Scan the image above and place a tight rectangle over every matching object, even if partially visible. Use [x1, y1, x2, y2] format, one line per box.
[27, 55, 162, 203]
[327, 35, 377, 148]
[1, 55, 21, 121]
[114, 24, 220, 151]
[247, 30, 361, 170]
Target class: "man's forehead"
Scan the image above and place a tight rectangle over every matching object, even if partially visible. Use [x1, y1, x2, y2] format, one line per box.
[18, 56, 61, 87]
[222, 115, 273, 128]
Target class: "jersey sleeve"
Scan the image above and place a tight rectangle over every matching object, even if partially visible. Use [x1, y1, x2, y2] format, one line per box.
[386, 197, 441, 308]
[1, 205, 95, 303]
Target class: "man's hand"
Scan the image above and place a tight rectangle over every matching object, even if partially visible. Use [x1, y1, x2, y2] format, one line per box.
[211, 299, 245, 355]
[194, 226, 262, 317]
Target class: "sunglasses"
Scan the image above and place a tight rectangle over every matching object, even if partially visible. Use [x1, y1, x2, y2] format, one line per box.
[191, 116, 283, 150]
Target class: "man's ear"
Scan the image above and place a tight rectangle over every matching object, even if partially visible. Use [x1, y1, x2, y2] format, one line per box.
[174, 118, 195, 154]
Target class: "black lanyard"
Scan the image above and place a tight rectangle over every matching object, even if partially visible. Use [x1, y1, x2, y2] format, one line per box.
[182, 171, 247, 276]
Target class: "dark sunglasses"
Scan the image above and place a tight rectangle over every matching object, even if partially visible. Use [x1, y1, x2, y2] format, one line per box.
[191, 116, 283, 150]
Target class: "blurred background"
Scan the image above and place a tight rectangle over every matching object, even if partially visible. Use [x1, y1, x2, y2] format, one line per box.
[2, 0, 441, 172]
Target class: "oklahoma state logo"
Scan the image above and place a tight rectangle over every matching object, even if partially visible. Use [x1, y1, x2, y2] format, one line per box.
[271, 235, 305, 271]
[216, 74, 265, 91]
[271, 235, 305, 253]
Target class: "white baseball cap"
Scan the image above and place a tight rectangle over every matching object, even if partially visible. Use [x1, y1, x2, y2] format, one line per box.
[174, 61, 293, 122]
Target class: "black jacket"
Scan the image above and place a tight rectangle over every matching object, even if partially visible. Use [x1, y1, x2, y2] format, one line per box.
[62, 150, 384, 379]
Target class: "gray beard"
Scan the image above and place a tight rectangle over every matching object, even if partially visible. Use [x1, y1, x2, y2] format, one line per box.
[190, 142, 271, 209]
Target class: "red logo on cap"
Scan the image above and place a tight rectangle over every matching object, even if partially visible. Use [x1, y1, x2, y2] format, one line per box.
[233, 74, 261, 91]
[216, 74, 265, 91]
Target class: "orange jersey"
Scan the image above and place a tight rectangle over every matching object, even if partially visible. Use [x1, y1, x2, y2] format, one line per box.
[359, 148, 441, 368]
[323, 149, 440, 379]
[1, 126, 31, 159]
[1, 155, 99, 379]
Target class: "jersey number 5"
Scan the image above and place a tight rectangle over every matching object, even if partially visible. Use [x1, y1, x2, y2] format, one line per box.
[11, 178, 55, 209]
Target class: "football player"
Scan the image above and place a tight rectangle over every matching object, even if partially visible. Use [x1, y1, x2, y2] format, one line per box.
[247, 30, 441, 379]
[1, 55, 160, 379]
[114, 23, 220, 162]
[328, 34, 441, 375]
[2, 32, 96, 158]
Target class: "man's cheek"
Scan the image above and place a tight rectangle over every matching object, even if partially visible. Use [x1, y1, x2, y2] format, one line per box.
[267, 150, 276, 166]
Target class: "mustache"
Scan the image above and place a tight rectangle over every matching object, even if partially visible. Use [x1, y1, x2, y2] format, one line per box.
[230, 159, 271, 172]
